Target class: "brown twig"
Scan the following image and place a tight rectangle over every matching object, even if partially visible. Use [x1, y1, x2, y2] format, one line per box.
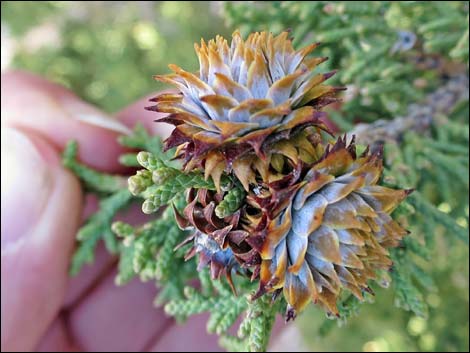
[352, 74, 469, 148]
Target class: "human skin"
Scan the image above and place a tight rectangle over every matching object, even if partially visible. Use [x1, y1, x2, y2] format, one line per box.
[0, 70, 224, 352]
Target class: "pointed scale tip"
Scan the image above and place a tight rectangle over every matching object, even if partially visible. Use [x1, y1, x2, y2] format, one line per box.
[323, 70, 338, 80]
[250, 288, 265, 302]
[144, 105, 159, 112]
[285, 306, 297, 322]
[226, 269, 238, 296]
[334, 86, 348, 91]
[372, 144, 384, 158]
[360, 145, 370, 158]
[363, 286, 375, 296]
[271, 288, 282, 303]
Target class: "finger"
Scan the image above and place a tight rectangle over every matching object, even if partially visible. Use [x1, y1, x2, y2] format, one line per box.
[1, 70, 130, 172]
[268, 319, 306, 352]
[36, 317, 79, 352]
[62, 194, 117, 309]
[61, 90, 177, 307]
[1, 71, 171, 311]
[115, 92, 174, 139]
[63, 242, 117, 309]
[149, 311, 284, 352]
[1, 128, 82, 351]
[68, 271, 172, 352]
[148, 313, 222, 352]
[63, 195, 153, 308]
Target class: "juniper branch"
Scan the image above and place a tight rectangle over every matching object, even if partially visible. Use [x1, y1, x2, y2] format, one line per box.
[130, 151, 231, 213]
[63, 141, 127, 193]
[351, 74, 469, 147]
[215, 185, 246, 218]
[112, 205, 189, 284]
[70, 189, 133, 275]
[247, 296, 278, 352]
[119, 123, 169, 159]
[408, 192, 468, 244]
[219, 334, 247, 352]
[390, 249, 429, 318]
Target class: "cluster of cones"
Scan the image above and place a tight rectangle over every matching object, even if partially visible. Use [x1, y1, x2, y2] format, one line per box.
[147, 31, 411, 318]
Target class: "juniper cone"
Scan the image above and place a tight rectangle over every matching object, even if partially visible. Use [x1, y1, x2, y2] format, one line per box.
[148, 30, 342, 191]
[145, 30, 411, 320]
[174, 188, 255, 290]
[247, 136, 411, 319]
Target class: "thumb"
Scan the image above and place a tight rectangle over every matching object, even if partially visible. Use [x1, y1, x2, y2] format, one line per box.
[1, 128, 82, 351]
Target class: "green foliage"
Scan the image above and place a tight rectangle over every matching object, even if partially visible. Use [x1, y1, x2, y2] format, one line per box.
[64, 123, 173, 275]
[70, 188, 132, 275]
[391, 246, 430, 318]
[63, 141, 127, 193]
[224, 1, 469, 126]
[3, 1, 229, 112]
[215, 184, 246, 218]
[381, 105, 468, 319]
[245, 296, 279, 352]
[62, 140, 133, 275]
[130, 151, 229, 214]
[118, 123, 176, 166]
[165, 270, 280, 352]
[112, 203, 193, 286]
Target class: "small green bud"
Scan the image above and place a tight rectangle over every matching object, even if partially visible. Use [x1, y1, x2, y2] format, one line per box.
[142, 199, 158, 214]
[136, 151, 165, 170]
[215, 186, 245, 218]
[184, 286, 197, 298]
[128, 170, 152, 195]
[164, 302, 176, 316]
[119, 153, 139, 167]
[136, 151, 150, 168]
[152, 167, 177, 185]
[111, 221, 134, 238]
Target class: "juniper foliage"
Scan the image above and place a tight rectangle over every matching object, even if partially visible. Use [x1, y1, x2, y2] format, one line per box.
[224, 1, 469, 128]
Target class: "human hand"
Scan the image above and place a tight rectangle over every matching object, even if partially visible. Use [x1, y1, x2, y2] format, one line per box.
[1, 71, 223, 352]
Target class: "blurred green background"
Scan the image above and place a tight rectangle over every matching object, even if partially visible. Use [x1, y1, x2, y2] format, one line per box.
[2, 2, 468, 352]
[1, 1, 230, 112]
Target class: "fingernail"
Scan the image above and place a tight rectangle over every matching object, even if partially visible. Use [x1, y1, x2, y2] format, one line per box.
[1, 128, 56, 248]
[74, 113, 132, 135]
[59, 96, 132, 135]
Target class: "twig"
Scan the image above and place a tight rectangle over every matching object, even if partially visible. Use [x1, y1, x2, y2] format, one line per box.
[352, 74, 469, 147]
